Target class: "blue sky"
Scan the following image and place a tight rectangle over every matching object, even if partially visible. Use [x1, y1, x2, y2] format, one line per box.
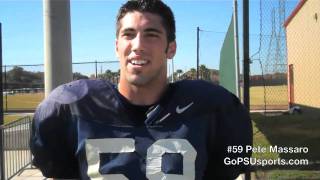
[0, 0, 298, 76]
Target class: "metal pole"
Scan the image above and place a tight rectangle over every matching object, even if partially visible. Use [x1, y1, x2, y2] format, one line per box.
[0, 22, 6, 180]
[44, 0, 73, 97]
[243, 0, 250, 109]
[243, 0, 251, 180]
[29, 116, 33, 167]
[196, 27, 200, 79]
[233, 0, 240, 98]
[171, 58, 174, 82]
[4, 66, 7, 112]
[95, 60, 98, 79]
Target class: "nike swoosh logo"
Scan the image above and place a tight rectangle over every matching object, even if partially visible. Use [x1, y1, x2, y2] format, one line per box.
[176, 102, 194, 114]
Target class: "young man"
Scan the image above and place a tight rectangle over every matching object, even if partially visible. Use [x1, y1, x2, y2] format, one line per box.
[31, 0, 252, 179]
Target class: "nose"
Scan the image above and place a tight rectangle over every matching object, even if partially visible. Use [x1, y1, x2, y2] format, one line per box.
[131, 33, 145, 53]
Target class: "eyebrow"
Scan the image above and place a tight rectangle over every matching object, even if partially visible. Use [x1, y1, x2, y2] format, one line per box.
[144, 28, 163, 34]
[121, 27, 163, 34]
[121, 28, 135, 33]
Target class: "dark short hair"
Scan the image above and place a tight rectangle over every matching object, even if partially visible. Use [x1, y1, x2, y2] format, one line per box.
[116, 0, 176, 43]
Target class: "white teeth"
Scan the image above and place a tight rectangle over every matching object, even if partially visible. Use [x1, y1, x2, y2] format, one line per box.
[131, 60, 147, 65]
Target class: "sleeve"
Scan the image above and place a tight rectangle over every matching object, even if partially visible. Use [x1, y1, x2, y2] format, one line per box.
[205, 93, 253, 180]
[30, 99, 79, 178]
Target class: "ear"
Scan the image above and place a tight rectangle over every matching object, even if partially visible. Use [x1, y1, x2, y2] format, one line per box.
[166, 41, 176, 59]
[115, 39, 119, 58]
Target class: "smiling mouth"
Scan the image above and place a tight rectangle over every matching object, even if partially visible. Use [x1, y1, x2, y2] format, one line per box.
[128, 59, 149, 66]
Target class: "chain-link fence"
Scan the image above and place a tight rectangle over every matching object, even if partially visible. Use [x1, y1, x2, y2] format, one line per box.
[173, 0, 291, 111]
[166, 27, 223, 84]
[2, 60, 119, 112]
[248, 0, 290, 111]
[249, 1, 320, 179]
[285, 0, 320, 110]
[2, 64, 44, 112]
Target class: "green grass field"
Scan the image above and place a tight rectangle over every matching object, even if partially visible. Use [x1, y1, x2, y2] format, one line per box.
[249, 85, 288, 106]
[3, 86, 288, 111]
[238, 85, 289, 110]
[3, 115, 26, 124]
[251, 112, 320, 179]
[3, 92, 44, 110]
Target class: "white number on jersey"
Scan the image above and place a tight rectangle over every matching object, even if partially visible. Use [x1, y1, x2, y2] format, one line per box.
[85, 138, 197, 180]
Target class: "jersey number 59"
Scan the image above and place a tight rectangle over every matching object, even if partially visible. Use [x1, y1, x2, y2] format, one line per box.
[85, 138, 197, 180]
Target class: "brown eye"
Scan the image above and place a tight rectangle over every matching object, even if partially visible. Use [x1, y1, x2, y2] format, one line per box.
[122, 32, 135, 39]
[146, 33, 159, 38]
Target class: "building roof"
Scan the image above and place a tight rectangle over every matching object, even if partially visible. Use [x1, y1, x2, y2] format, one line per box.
[284, 0, 307, 27]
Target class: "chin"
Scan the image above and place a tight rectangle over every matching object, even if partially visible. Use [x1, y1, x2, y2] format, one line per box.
[126, 75, 150, 86]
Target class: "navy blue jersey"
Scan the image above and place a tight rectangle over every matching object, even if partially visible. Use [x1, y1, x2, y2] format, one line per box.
[30, 79, 252, 180]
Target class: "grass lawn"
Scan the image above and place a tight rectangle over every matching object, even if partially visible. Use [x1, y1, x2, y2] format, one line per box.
[251, 111, 320, 179]
[3, 85, 287, 111]
[3, 114, 27, 124]
[3, 92, 44, 110]
[4, 86, 288, 111]
[239, 85, 289, 110]
[250, 85, 288, 106]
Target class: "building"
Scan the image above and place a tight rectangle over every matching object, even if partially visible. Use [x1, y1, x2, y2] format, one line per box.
[284, 0, 320, 109]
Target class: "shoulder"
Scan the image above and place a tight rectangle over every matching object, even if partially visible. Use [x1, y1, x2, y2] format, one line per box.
[172, 80, 240, 108]
[35, 79, 116, 119]
[45, 79, 115, 104]
[174, 80, 225, 94]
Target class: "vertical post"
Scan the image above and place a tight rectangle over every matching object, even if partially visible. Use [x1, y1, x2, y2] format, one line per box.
[196, 27, 200, 79]
[171, 58, 174, 82]
[44, 0, 73, 97]
[243, 0, 250, 109]
[95, 60, 98, 79]
[28, 116, 33, 167]
[4, 66, 7, 112]
[243, 0, 251, 180]
[0, 22, 5, 180]
[167, 62, 171, 80]
[233, 0, 240, 98]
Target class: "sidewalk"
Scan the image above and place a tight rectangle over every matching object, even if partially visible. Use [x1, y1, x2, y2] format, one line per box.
[12, 168, 249, 180]
[11, 168, 46, 180]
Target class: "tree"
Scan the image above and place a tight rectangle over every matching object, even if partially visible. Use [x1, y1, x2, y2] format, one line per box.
[176, 69, 183, 80]
[5, 66, 44, 89]
[98, 69, 119, 84]
[8, 66, 24, 82]
[199, 64, 211, 81]
[189, 68, 197, 79]
[73, 72, 89, 80]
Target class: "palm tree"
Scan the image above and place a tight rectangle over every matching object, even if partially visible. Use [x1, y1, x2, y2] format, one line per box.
[176, 69, 183, 80]
[190, 68, 197, 79]
[199, 65, 206, 80]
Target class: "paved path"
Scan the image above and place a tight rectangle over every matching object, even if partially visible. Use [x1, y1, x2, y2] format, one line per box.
[11, 168, 46, 180]
[11, 167, 248, 180]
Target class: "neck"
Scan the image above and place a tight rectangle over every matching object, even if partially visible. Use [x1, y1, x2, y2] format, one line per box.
[118, 77, 168, 106]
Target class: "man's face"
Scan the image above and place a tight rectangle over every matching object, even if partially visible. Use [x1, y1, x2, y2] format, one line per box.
[116, 11, 176, 86]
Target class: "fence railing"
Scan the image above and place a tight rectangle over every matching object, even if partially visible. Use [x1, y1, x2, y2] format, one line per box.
[2, 60, 120, 112]
[0, 116, 33, 180]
